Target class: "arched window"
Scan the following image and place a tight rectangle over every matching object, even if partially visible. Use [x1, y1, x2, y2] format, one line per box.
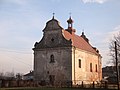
[50, 55, 55, 63]
[90, 63, 92, 72]
[96, 64, 97, 72]
[79, 59, 81, 68]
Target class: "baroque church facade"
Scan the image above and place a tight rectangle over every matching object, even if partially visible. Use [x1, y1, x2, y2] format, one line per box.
[33, 16, 102, 85]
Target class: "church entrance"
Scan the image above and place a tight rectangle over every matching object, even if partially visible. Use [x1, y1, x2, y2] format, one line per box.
[49, 75, 55, 86]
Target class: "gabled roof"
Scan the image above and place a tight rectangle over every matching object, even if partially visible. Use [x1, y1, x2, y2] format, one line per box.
[62, 30, 99, 55]
[43, 18, 63, 32]
[24, 71, 33, 76]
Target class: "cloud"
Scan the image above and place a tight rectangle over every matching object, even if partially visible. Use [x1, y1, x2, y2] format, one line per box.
[100, 25, 120, 48]
[114, 25, 120, 31]
[107, 25, 120, 40]
[101, 25, 120, 66]
[88, 25, 120, 67]
[0, 0, 27, 6]
[81, 0, 108, 4]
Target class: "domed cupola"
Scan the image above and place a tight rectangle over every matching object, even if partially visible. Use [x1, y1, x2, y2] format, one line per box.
[67, 16, 73, 28]
[66, 16, 76, 34]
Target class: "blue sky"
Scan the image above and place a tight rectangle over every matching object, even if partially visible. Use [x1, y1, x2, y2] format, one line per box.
[0, 0, 120, 74]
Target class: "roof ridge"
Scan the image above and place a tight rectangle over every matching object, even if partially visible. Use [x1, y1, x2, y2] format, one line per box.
[63, 30, 99, 55]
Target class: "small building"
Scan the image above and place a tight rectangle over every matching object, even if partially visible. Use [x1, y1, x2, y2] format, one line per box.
[102, 66, 116, 78]
[33, 16, 102, 85]
[23, 71, 34, 80]
[102, 66, 119, 83]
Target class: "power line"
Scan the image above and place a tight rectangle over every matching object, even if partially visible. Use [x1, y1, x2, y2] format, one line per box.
[1, 54, 32, 68]
[0, 49, 33, 68]
[0, 48, 33, 72]
[0, 48, 32, 54]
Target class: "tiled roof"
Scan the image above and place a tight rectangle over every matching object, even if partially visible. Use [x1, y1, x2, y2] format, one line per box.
[62, 30, 98, 55]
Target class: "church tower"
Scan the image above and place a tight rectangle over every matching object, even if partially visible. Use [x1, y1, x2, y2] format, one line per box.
[33, 16, 72, 86]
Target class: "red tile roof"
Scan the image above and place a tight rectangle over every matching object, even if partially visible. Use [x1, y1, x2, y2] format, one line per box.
[62, 30, 98, 55]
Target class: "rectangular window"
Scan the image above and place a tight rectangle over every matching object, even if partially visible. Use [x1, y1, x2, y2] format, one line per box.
[90, 63, 92, 72]
[79, 59, 81, 68]
[96, 64, 97, 72]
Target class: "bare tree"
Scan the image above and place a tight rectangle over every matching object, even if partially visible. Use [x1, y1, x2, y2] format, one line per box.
[5, 72, 15, 80]
[16, 73, 23, 80]
[109, 32, 120, 66]
[0, 71, 15, 80]
[0, 72, 4, 79]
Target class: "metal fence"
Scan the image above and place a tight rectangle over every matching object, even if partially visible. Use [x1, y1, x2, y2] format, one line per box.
[0, 79, 119, 89]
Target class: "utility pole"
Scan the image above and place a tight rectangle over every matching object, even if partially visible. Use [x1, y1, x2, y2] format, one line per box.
[115, 41, 119, 90]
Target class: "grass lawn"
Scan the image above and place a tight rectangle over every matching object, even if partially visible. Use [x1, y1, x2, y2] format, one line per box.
[0, 87, 81, 90]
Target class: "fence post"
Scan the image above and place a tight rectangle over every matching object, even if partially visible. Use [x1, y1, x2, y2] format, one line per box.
[93, 81, 95, 88]
[105, 81, 108, 89]
[71, 81, 72, 87]
[81, 81, 84, 88]
[0, 80, 2, 88]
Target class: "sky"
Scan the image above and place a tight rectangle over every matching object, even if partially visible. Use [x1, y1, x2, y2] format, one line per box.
[0, 0, 120, 74]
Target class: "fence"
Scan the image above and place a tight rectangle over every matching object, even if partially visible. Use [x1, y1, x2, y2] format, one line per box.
[0, 79, 119, 89]
[0, 80, 34, 87]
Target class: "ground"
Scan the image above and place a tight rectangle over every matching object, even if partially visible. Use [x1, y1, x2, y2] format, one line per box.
[0, 87, 117, 90]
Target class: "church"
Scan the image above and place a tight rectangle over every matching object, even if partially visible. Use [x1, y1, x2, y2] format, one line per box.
[33, 15, 102, 86]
